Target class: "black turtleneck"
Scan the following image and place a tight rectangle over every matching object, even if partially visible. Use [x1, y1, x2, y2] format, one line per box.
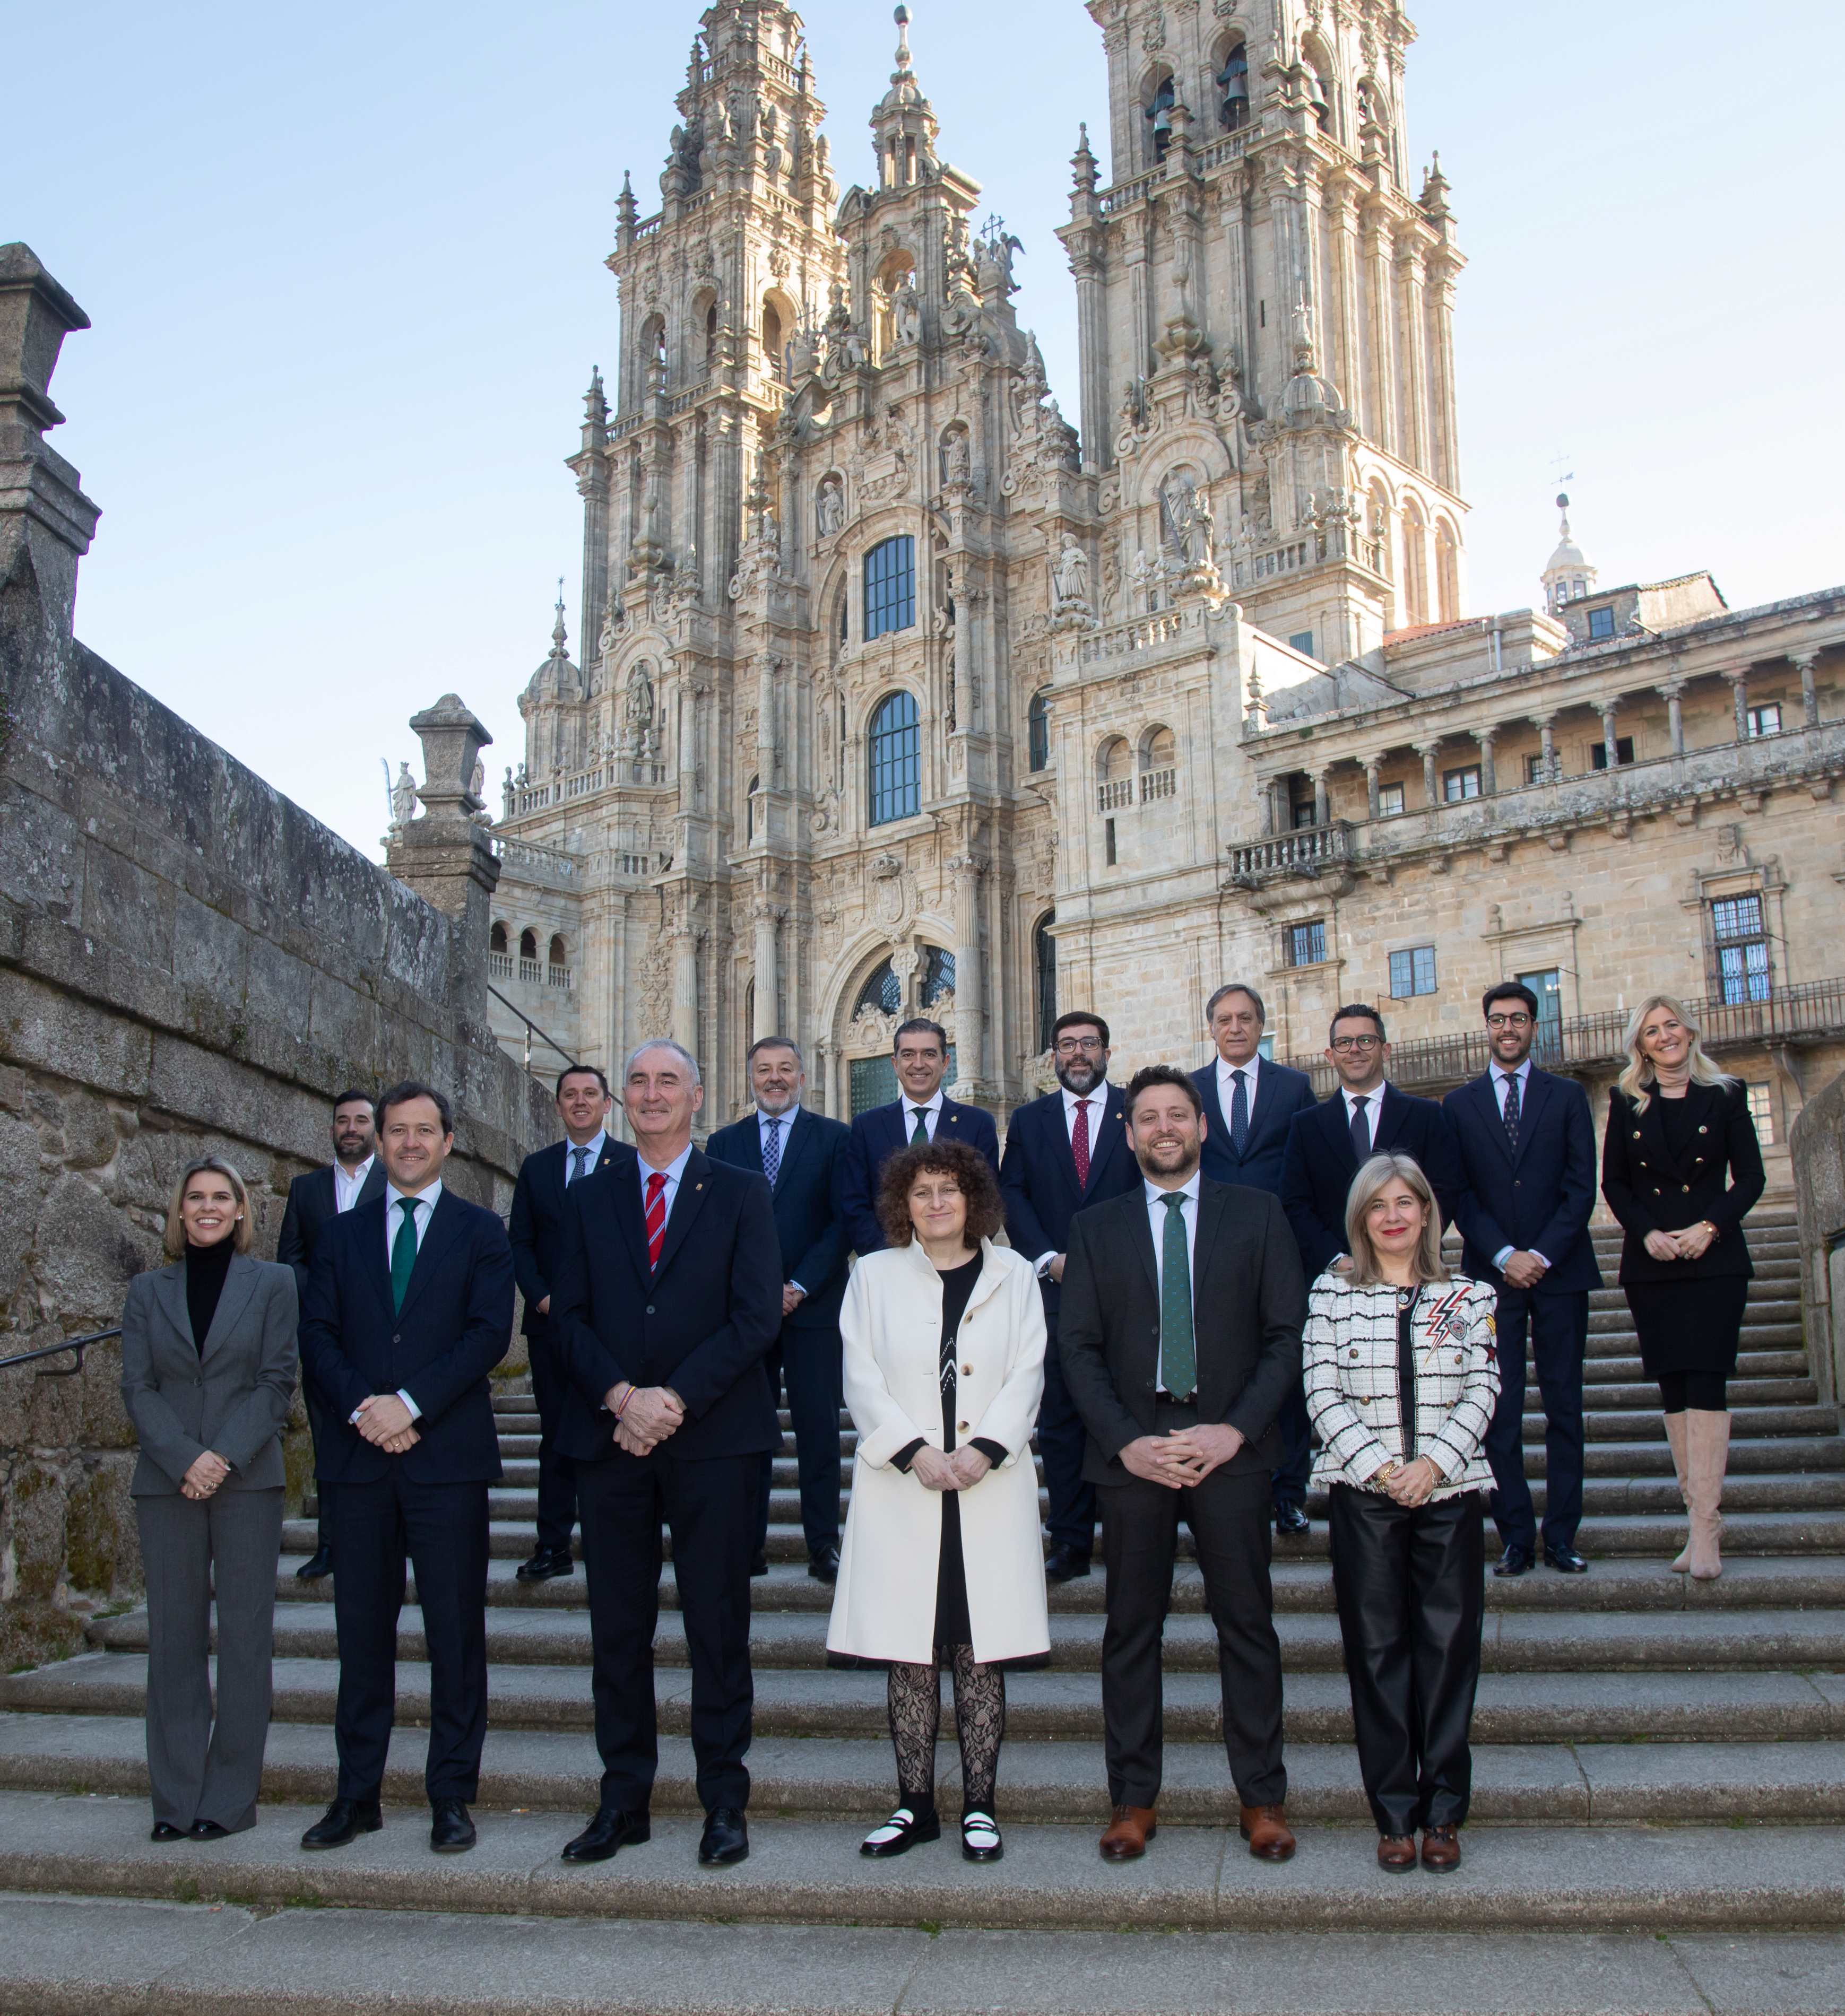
[185, 1238, 236, 1352]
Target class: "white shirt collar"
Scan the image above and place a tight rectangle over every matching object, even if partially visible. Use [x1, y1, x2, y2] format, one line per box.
[1060, 1084, 1100, 1117]
[1217, 1053, 1261, 1090]
[334, 1154, 374, 1202]
[905, 1089, 946, 1117]
[638, 1141, 694, 1188]
[1341, 1081, 1389, 1111]
[385, 1178, 441, 1216]
[564, 1131, 607, 1166]
[759, 1103, 800, 1128]
[1492, 1059, 1531, 1086]
[1144, 1170, 1201, 1208]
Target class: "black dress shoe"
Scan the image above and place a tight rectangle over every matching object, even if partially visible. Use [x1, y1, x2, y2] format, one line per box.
[295, 1546, 333, 1581]
[1493, 1544, 1535, 1579]
[188, 1819, 230, 1841]
[749, 1551, 769, 1578]
[516, 1547, 574, 1583]
[430, 1798, 476, 1853]
[860, 1805, 941, 1857]
[1044, 1544, 1092, 1583]
[151, 1821, 186, 1843]
[301, 1796, 383, 1849]
[561, 1808, 651, 1863]
[1274, 1503, 1310, 1536]
[698, 1805, 749, 1865]
[808, 1545, 840, 1584]
[1545, 1544, 1590, 1575]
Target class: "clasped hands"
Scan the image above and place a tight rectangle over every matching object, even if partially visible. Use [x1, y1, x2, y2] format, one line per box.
[1119, 1423, 1244, 1491]
[1643, 1223, 1716, 1264]
[909, 1445, 992, 1492]
[354, 1394, 421, 1454]
[607, 1381, 685, 1456]
[180, 1450, 231, 1500]
[1371, 1454, 1443, 1507]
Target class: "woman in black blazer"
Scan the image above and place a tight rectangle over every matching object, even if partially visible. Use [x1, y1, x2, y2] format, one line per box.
[1601, 996, 1764, 1580]
[120, 1157, 299, 1841]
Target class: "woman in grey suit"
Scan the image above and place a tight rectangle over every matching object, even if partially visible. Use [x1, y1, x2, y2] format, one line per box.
[120, 1156, 298, 1841]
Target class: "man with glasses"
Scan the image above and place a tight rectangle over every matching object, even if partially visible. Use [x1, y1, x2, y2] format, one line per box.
[999, 1011, 1143, 1581]
[1280, 1003, 1466, 1282]
[1444, 983, 1601, 1577]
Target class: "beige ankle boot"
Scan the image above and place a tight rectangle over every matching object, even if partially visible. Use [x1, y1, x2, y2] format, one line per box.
[1686, 1409, 1730, 1580]
[1663, 1411, 1692, 1572]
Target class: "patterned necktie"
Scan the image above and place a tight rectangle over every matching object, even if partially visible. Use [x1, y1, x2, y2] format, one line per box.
[1158, 1193, 1196, 1402]
[1230, 1070, 1250, 1155]
[567, 1144, 588, 1187]
[644, 1171, 668, 1270]
[1349, 1094, 1372, 1166]
[390, 1196, 419, 1314]
[909, 1107, 930, 1145]
[1071, 1099, 1091, 1187]
[1501, 1072, 1521, 1151]
[763, 1117, 783, 1189]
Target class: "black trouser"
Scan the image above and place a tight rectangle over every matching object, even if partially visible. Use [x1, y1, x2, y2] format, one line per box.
[753, 1323, 844, 1561]
[1484, 1287, 1587, 1556]
[581, 1447, 757, 1814]
[1038, 1330, 1097, 1558]
[526, 1327, 578, 1556]
[1270, 1379, 1314, 1514]
[1328, 1484, 1484, 1837]
[1098, 1415, 1285, 1810]
[326, 1472, 490, 1804]
[304, 1392, 335, 1557]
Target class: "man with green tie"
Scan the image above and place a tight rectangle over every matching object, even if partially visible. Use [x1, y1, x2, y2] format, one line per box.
[1056, 1065, 1307, 1868]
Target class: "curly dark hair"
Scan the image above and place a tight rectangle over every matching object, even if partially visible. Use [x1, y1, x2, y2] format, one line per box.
[875, 1139, 1006, 1248]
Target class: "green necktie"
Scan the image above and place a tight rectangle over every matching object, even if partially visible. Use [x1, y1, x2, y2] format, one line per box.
[1159, 1193, 1196, 1402]
[391, 1196, 419, 1314]
[909, 1107, 929, 1145]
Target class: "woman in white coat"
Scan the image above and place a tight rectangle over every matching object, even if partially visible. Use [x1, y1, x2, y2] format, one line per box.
[826, 1139, 1049, 1863]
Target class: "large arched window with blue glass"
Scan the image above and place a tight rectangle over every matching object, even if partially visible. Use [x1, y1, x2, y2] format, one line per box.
[867, 690, 920, 826]
[863, 535, 915, 640]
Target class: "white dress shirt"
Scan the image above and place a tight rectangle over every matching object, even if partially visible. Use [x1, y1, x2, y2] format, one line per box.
[637, 1140, 695, 1224]
[900, 1089, 945, 1141]
[1145, 1171, 1200, 1395]
[1488, 1061, 1549, 1272]
[333, 1154, 375, 1213]
[758, 1106, 808, 1292]
[562, 1130, 607, 1185]
[367, 1179, 443, 1423]
[1216, 1054, 1261, 1134]
[1032, 1088, 1105, 1277]
[1340, 1081, 1391, 1155]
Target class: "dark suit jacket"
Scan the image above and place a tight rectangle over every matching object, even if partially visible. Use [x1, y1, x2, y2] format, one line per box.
[508, 1136, 636, 1340]
[838, 1096, 1001, 1255]
[298, 1188, 514, 1485]
[705, 1106, 852, 1331]
[1280, 1084, 1468, 1281]
[1192, 1059, 1318, 1197]
[998, 1085, 1140, 1331]
[276, 1160, 387, 1299]
[548, 1148, 784, 1462]
[1601, 1080, 1764, 1283]
[1057, 1177, 1306, 1483]
[1444, 1068, 1603, 1294]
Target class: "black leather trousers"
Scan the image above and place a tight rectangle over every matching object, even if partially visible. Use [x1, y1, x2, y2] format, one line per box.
[1327, 1483, 1484, 1837]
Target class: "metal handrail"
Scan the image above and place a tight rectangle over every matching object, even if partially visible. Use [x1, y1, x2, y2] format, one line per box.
[0, 1327, 119, 1377]
[487, 983, 578, 1076]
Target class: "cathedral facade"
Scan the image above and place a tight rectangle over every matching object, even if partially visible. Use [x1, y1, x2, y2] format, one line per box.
[486, 0, 1844, 1186]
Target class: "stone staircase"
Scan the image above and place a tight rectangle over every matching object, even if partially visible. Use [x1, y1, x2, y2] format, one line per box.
[5, 1204, 1845, 2012]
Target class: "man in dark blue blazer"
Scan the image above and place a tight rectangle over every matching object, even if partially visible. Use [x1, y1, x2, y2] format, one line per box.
[1280, 1003, 1468, 1282]
[706, 1036, 852, 1583]
[837, 1015, 1000, 1254]
[999, 1009, 1141, 1581]
[507, 1064, 633, 1585]
[1444, 981, 1603, 1578]
[1191, 984, 1319, 1535]
[296, 1082, 515, 1857]
[548, 1040, 782, 1872]
[278, 1089, 386, 1580]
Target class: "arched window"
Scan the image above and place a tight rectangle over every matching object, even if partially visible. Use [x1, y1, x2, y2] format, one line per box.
[1435, 519, 1460, 623]
[834, 584, 850, 652]
[1139, 725, 1177, 802]
[761, 299, 784, 382]
[855, 958, 903, 1018]
[1144, 72, 1176, 163]
[1402, 498, 1430, 627]
[1217, 42, 1249, 131]
[704, 302, 718, 363]
[548, 935, 568, 984]
[518, 928, 538, 961]
[744, 774, 759, 843]
[640, 314, 666, 377]
[489, 922, 508, 954]
[863, 535, 916, 640]
[1028, 689, 1052, 772]
[1096, 734, 1131, 811]
[1302, 41, 1333, 133]
[920, 944, 957, 1006]
[868, 691, 921, 825]
[1034, 915, 1058, 1054]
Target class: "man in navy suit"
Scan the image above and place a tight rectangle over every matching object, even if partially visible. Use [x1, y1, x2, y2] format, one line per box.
[837, 1016, 999, 1254]
[1191, 984, 1319, 1536]
[278, 1089, 386, 1580]
[296, 1082, 515, 1857]
[999, 1009, 1141, 1581]
[507, 1065, 634, 1584]
[548, 1040, 782, 1871]
[706, 1036, 852, 1583]
[1444, 981, 1602, 1578]
[1280, 1003, 1468, 1282]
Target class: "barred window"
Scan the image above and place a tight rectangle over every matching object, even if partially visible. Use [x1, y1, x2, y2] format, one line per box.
[920, 945, 957, 1007]
[1289, 920, 1327, 967]
[1035, 915, 1058, 1053]
[855, 959, 903, 1018]
[1028, 689, 1052, 771]
[868, 691, 920, 825]
[1389, 946, 1437, 998]
[1711, 893, 1771, 1004]
[1746, 1082, 1774, 1145]
[863, 535, 916, 641]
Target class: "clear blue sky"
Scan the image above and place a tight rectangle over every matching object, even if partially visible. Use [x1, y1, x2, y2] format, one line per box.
[18, 1, 1843, 857]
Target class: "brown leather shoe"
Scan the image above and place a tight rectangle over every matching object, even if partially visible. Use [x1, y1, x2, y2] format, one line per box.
[1420, 1823, 1462, 1872]
[1239, 1803, 1296, 1862]
[1377, 1834, 1417, 1872]
[1099, 1805, 1157, 1861]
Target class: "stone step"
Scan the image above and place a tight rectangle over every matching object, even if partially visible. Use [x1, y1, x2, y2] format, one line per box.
[2, 1792, 1842, 1935]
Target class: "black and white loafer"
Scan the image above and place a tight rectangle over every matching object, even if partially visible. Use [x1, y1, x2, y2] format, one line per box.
[960, 1810, 1003, 1862]
[860, 1806, 941, 1857]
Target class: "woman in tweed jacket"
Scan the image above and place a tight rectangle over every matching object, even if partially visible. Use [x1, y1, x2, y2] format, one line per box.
[1303, 1152, 1498, 1875]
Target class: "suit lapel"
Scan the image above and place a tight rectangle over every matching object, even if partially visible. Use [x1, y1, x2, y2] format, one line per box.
[1322, 1093, 1361, 1177]
[1243, 1066, 1285, 1158]
[153, 1264, 194, 1350]
[1082, 1088, 1130, 1197]
[1191, 1181, 1229, 1302]
[1472, 1074, 1515, 1165]
[1196, 1068, 1232, 1159]
[356, 1159, 388, 1207]
[1637, 1088, 1693, 1179]
[775, 1109, 814, 1187]
[393, 1188, 466, 1325]
[1370, 1084, 1408, 1157]
[1126, 1188, 1160, 1301]
[1511, 1069, 1552, 1167]
[651, 1148, 713, 1282]
[200, 1253, 259, 1361]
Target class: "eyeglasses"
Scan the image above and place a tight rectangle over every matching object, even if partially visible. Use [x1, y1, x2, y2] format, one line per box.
[1053, 1036, 1105, 1055]
[1486, 1013, 1532, 1030]
[1329, 1035, 1382, 1053]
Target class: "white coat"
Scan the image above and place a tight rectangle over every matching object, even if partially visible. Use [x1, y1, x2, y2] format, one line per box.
[825, 1238, 1051, 1667]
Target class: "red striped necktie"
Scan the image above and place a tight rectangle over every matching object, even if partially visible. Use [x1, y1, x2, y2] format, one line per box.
[644, 1170, 668, 1270]
[1071, 1099, 1092, 1187]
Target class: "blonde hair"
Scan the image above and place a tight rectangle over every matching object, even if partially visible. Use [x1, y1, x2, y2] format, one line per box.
[1344, 1152, 1449, 1287]
[1616, 993, 1736, 1113]
[162, 1157, 254, 1260]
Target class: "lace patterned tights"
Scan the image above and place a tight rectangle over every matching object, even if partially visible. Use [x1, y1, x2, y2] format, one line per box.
[886, 1645, 1006, 1817]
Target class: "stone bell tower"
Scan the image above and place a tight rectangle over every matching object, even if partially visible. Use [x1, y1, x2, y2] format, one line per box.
[1060, 0, 1467, 662]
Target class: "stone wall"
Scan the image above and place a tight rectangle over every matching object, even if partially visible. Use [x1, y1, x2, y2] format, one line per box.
[0, 246, 552, 1670]
[1791, 1069, 1845, 1412]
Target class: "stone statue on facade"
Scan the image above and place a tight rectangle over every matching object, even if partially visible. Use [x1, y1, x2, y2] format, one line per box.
[941, 428, 971, 489]
[625, 662, 656, 757]
[389, 761, 418, 829]
[816, 474, 845, 535]
[891, 279, 922, 346]
[1051, 533, 1091, 609]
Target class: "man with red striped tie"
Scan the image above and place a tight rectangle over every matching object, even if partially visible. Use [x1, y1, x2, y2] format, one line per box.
[547, 1040, 783, 1870]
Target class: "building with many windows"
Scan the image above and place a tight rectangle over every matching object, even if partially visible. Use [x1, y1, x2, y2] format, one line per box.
[486, 0, 1844, 1188]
